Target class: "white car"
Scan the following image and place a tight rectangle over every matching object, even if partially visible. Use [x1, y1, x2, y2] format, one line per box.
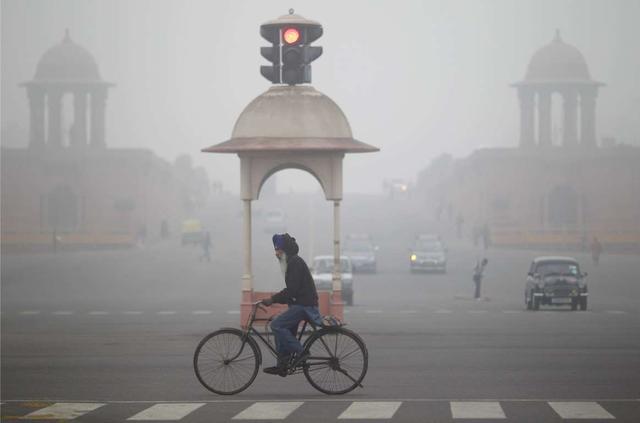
[310, 255, 354, 306]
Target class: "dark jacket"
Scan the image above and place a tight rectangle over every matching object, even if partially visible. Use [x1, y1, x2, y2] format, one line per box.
[272, 254, 319, 306]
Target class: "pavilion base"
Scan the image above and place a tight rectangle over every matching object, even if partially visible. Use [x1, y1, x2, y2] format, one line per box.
[240, 290, 343, 328]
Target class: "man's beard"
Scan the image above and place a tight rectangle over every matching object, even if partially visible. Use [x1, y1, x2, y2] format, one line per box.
[278, 253, 288, 277]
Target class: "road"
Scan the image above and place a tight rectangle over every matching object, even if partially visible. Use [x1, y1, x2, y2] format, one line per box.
[2, 195, 640, 422]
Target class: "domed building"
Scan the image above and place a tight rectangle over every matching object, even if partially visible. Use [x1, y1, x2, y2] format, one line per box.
[418, 31, 640, 250]
[1, 32, 199, 249]
[21, 29, 113, 149]
[513, 31, 604, 149]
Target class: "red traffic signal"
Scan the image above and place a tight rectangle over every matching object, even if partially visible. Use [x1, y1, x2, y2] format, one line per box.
[282, 27, 300, 45]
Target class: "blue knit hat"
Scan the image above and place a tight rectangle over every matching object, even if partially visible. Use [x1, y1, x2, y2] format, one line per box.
[272, 234, 286, 250]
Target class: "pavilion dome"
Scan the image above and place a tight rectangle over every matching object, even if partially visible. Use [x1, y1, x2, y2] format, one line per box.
[33, 30, 102, 82]
[232, 85, 353, 139]
[524, 31, 592, 82]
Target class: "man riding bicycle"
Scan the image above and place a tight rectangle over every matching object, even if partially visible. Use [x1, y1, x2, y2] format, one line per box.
[261, 233, 322, 376]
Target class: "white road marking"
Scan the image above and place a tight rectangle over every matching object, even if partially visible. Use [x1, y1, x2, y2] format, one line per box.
[503, 310, 522, 314]
[19, 310, 41, 315]
[157, 311, 176, 315]
[52, 311, 74, 315]
[88, 311, 109, 315]
[343, 309, 352, 314]
[227, 310, 240, 315]
[605, 310, 626, 314]
[338, 401, 402, 419]
[398, 310, 419, 314]
[468, 310, 488, 314]
[123, 311, 144, 315]
[127, 403, 205, 420]
[450, 401, 506, 419]
[232, 402, 303, 420]
[22, 402, 104, 419]
[548, 401, 615, 419]
[434, 309, 453, 314]
[192, 310, 213, 315]
[365, 310, 383, 314]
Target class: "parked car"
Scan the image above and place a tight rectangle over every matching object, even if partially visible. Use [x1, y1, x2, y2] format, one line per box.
[263, 209, 287, 233]
[181, 219, 204, 245]
[525, 256, 588, 311]
[344, 234, 378, 273]
[310, 255, 354, 306]
[409, 235, 447, 273]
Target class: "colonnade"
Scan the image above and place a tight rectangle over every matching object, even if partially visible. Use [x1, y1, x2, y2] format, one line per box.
[518, 85, 598, 148]
[27, 85, 108, 149]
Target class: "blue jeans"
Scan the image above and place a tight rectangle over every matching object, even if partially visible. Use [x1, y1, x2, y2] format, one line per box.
[271, 305, 322, 357]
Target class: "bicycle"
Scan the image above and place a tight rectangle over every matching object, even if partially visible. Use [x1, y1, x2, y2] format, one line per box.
[193, 301, 368, 395]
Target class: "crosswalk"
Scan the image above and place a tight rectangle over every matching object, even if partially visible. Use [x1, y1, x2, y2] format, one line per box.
[1, 400, 636, 421]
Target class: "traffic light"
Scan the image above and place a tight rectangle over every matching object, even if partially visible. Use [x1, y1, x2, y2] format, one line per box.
[260, 26, 281, 84]
[259, 13, 323, 85]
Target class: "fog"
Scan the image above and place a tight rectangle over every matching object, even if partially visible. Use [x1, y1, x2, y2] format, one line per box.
[2, 0, 639, 194]
[3, 2, 640, 407]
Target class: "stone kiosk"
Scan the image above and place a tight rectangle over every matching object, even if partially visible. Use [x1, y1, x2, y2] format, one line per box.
[203, 12, 378, 325]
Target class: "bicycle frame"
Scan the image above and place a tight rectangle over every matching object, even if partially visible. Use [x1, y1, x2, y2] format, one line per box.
[226, 302, 315, 363]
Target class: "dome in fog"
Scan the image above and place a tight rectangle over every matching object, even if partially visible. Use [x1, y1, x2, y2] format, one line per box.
[232, 85, 353, 139]
[524, 31, 592, 82]
[34, 30, 102, 82]
[204, 85, 378, 153]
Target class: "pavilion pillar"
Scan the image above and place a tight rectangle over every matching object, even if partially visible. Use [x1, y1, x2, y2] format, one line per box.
[47, 89, 63, 148]
[72, 89, 88, 147]
[241, 198, 253, 319]
[562, 90, 578, 147]
[580, 88, 597, 147]
[90, 87, 107, 148]
[330, 200, 343, 320]
[538, 90, 552, 147]
[518, 87, 535, 148]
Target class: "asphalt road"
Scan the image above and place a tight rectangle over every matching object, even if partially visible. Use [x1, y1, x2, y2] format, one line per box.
[2, 196, 640, 422]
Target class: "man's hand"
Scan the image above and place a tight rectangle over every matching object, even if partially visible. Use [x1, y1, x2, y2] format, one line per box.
[261, 297, 274, 306]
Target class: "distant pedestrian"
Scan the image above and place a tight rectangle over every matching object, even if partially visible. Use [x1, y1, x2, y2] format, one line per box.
[200, 231, 211, 262]
[590, 237, 603, 266]
[473, 258, 488, 300]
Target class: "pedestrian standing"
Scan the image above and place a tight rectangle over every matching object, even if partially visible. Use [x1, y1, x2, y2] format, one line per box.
[590, 237, 603, 266]
[200, 231, 211, 262]
[473, 258, 488, 300]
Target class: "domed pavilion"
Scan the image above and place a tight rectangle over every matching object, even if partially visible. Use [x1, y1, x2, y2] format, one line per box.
[513, 30, 604, 148]
[21, 30, 113, 149]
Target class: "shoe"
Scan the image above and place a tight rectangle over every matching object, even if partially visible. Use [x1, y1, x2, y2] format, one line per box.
[263, 365, 287, 377]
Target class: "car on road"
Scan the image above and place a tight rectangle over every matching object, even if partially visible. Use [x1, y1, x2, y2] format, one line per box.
[310, 255, 354, 306]
[343, 234, 378, 273]
[409, 235, 447, 273]
[525, 256, 588, 311]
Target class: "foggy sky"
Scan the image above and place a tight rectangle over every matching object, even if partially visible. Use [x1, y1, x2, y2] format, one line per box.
[2, 0, 639, 194]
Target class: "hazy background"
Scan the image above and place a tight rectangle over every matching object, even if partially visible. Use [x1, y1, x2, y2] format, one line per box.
[2, 0, 639, 194]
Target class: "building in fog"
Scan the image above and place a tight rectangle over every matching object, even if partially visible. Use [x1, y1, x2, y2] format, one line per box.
[1, 32, 206, 249]
[418, 32, 640, 250]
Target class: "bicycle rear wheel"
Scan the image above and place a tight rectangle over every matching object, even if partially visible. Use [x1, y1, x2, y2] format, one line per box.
[303, 328, 368, 395]
[193, 328, 259, 395]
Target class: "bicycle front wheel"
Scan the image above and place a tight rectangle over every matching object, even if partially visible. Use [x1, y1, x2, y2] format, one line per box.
[193, 328, 259, 395]
[303, 328, 368, 395]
